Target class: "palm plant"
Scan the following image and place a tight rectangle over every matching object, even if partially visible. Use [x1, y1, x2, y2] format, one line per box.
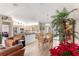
[51, 8, 78, 42]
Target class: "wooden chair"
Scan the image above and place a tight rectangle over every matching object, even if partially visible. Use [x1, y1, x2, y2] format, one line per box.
[36, 32, 53, 48]
[36, 32, 45, 47]
[47, 32, 53, 48]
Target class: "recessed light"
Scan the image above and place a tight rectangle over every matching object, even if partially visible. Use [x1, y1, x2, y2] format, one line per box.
[13, 3, 18, 6]
[40, 3, 45, 5]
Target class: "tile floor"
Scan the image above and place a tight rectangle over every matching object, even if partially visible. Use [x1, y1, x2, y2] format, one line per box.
[24, 40, 51, 56]
[24, 39, 60, 56]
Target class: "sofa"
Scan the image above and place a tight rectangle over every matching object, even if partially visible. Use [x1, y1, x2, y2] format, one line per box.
[5, 34, 25, 47]
[0, 44, 25, 56]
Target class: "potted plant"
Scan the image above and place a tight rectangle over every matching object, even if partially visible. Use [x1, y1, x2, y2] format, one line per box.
[50, 8, 79, 56]
[51, 8, 78, 42]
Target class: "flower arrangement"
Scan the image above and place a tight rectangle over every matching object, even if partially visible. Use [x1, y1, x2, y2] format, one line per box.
[50, 40, 79, 56]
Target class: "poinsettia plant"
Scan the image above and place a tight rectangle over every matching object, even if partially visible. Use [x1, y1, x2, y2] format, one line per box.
[50, 40, 79, 56]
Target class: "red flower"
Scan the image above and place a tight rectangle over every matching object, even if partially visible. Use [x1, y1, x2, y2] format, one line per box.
[72, 52, 79, 56]
[50, 41, 79, 56]
[50, 48, 59, 56]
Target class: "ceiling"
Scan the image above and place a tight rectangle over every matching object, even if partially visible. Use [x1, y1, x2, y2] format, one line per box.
[0, 3, 79, 24]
